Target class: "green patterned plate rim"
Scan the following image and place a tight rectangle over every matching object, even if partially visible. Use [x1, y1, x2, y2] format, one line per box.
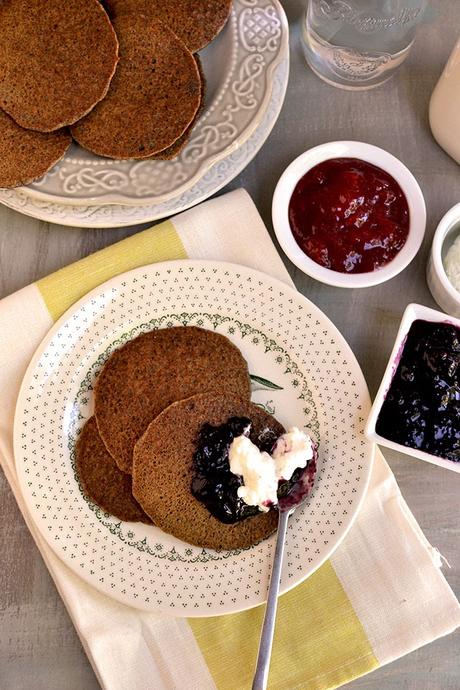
[14, 260, 374, 616]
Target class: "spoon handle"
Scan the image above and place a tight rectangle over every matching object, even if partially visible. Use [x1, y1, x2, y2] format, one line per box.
[252, 509, 291, 690]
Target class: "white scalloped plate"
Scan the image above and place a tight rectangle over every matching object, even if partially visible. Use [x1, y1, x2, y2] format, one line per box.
[14, 261, 374, 616]
[10, 0, 288, 208]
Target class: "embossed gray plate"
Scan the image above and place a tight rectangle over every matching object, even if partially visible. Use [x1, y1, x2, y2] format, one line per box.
[14, 261, 374, 616]
[0, 57, 288, 227]
[12, 0, 288, 208]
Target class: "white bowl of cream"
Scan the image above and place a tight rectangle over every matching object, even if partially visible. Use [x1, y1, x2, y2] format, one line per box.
[427, 203, 460, 318]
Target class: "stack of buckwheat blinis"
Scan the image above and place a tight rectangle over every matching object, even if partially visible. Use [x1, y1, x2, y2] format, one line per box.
[75, 326, 317, 551]
[0, 0, 232, 187]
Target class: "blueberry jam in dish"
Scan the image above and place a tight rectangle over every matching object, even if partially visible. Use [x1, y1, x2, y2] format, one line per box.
[288, 157, 410, 274]
[376, 320, 460, 462]
[191, 417, 306, 523]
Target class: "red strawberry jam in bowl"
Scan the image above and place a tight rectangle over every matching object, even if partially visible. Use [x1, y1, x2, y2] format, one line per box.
[272, 142, 426, 288]
[289, 158, 410, 274]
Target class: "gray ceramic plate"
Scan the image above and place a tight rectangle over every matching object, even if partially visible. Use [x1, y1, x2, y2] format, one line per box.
[12, 0, 288, 207]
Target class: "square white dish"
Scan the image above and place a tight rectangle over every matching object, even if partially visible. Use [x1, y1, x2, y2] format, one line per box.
[365, 302, 460, 473]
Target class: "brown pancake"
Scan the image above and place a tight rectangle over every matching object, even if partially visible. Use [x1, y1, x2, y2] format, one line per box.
[76, 417, 152, 524]
[0, 0, 118, 132]
[94, 327, 251, 474]
[104, 0, 232, 53]
[150, 56, 206, 160]
[71, 15, 201, 159]
[132, 394, 284, 550]
[0, 110, 71, 188]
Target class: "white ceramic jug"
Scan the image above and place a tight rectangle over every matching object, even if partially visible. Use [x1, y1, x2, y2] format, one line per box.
[429, 38, 460, 164]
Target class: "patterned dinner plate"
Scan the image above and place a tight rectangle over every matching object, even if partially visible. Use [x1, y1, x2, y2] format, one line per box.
[14, 261, 374, 616]
[11, 0, 288, 208]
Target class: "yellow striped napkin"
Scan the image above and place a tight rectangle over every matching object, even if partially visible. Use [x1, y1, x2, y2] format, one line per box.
[0, 189, 459, 690]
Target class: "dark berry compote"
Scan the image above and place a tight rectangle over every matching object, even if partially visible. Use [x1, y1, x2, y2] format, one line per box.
[288, 157, 410, 274]
[191, 417, 307, 523]
[376, 320, 460, 462]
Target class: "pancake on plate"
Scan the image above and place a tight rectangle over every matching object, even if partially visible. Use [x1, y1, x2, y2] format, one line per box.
[150, 56, 206, 160]
[0, 110, 71, 188]
[104, 0, 232, 52]
[94, 327, 251, 474]
[71, 14, 201, 159]
[132, 394, 284, 551]
[0, 0, 118, 132]
[76, 417, 152, 524]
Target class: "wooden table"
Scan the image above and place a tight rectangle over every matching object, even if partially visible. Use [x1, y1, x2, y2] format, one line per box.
[1, 1, 458, 688]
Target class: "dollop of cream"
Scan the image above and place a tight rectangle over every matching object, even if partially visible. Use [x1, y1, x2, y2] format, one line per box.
[228, 436, 278, 512]
[228, 427, 314, 512]
[272, 427, 315, 480]
[444, 233, 460, 293]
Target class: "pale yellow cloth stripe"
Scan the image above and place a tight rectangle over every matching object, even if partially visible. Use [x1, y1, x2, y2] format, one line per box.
[34, 213, 378, 689]
[190, 561, 378, 690]
[37, 220, 186, 321]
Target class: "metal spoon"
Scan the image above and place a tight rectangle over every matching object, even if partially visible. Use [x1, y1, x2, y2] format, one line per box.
[252, 457, 317, 690]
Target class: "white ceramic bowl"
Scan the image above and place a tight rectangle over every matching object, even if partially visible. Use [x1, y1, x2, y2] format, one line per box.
[272, 141, 426, 288]
[427, 203, 460, 318]
[365, 302, 460, 473]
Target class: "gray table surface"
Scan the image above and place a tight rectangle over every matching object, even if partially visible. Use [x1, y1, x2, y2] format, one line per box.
[1, 1, 459, 688]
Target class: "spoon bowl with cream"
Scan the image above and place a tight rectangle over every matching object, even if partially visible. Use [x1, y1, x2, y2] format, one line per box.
[246, 429, 317, 690]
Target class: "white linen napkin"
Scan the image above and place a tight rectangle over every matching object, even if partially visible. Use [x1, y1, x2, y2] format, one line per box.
[0, 189, 458, 690]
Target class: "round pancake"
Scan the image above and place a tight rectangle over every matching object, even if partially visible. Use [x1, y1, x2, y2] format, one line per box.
[71, 15, 201, 159]
[0, 110, 71, 188]
[76, 417, 152, 524]
[104, 0, 232, 53]
[94, 327, 251, 474]
[0, 0, 118, 132]
[150, 56, 205, 160]
[132, 394, 284, 551]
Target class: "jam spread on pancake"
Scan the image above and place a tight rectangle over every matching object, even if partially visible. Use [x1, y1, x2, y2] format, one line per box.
[376, 320, 460, 462]
[191, 417, 307, 523]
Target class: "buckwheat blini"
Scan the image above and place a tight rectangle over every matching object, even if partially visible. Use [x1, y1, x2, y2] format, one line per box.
[132, 394, 283, 551]
[0, 0, 118, 132]
[71, 15, 202, 159]
[150, 56, 206, 160]
[105, 0, 232, 53]
[0, 110, 71, 188]
[76, 417, 152, 524]
[94, 327, 251, 474]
